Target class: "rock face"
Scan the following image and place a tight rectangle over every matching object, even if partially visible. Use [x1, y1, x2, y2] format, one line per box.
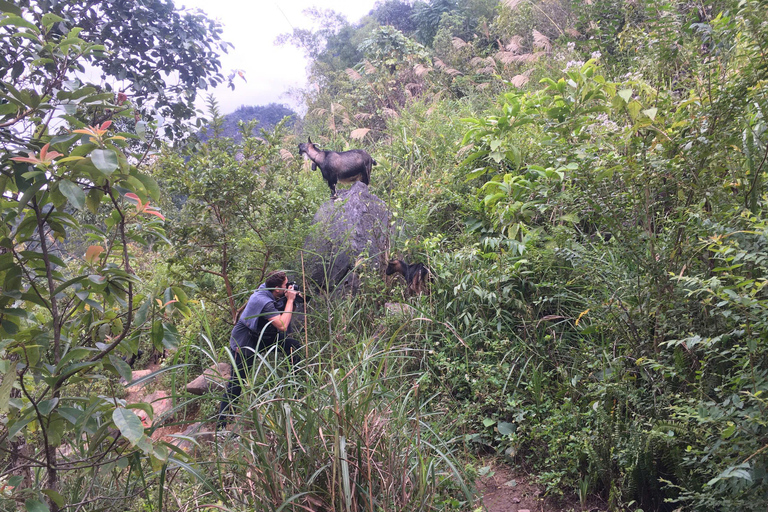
[303, 182, 390, 291]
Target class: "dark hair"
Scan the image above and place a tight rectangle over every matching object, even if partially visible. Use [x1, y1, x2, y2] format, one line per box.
[264, 271, 287, 289]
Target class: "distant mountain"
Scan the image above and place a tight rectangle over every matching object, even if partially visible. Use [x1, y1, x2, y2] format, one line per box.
[201, 103, 297, 141]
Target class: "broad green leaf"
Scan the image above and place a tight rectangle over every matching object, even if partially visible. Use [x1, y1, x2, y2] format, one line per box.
[9, 415, 34, 439]
[482, 418, 496, 428]
[112, 408, 145, 445]
[151, 321, 164, 350]
[37, 398, 58, 416]
[627, 101, 642, 121]
[58, 406, 83, 425]
[41, 490, 65, 508]
[16, 179, 47, 213]
[58, 180, 85, 210]
[643, 107, 658, 121]
[25, 499, 49, 512]
[0, 360, 17, 413]
[170, 286, 188, 304]
[0, 103, 17, 115]
[0, 1, 23, 15]
[46, 414, 65, 447]
[0, 15, 39, 33]
[498, 422, 515, 436]
[132, 171, 161, 202]
[161, 323, 179, 350]
[135, 121, 147, 140]
[109, 354, 132, 382]
[618, 89, 633, 103]
[41, 13, 64, 27]
[91, 149, 119, 175]
[53, 275, 87, 296]
[134, 299, 150, 326]
[127, 402, 153, 421]
[125, 175, 148, 199]
[86, 188, 104, 213]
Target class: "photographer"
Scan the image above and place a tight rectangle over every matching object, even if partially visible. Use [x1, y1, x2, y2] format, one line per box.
[218, 271, 301, 426]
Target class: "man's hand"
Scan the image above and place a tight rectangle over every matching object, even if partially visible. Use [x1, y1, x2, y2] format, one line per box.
[285, 287, 298, 302]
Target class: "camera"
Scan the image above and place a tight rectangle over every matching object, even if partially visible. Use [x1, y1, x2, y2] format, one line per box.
[276, 281, 307, 309]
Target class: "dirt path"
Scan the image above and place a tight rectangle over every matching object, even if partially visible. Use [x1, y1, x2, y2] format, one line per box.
[477, 463, 546, 512]
[476, 462, 594, 512]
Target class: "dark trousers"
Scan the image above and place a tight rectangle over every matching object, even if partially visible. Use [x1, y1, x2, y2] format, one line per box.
[217, 336, 301, 426]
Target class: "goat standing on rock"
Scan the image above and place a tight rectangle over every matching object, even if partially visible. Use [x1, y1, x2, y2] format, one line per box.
[298, 137, 376, 199]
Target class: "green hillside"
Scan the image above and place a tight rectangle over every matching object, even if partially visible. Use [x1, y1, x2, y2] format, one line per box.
[2, 1, 767, 511]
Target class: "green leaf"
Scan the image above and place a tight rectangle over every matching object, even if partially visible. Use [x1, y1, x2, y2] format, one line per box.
[53, 275, 88, 296]
[170, 286, 188, 304]
[57, 406, 83, 425]
[91, 149, 119, 175]
[0, 1, 23, 15]
[482, 418, 496, 428]
[151, 321, 164, 351]
[134, 299, 150, 326]
[109, 354, 133, 382]
[86, 188, 104, 214]
[25, 499, 50, 512]
[112, 408, 145, 445]
[0, 360, 17, 414]
[0, 15, 39, 33]
[498, 421, 515, 436]
[0, 102, 17, 115]
[627, 101, 642, 121]
[135, 121, 147, 140]
[58, 180, 86, 211]
[642, 107, 658, 121]
[618, 89, 633, 103]
[16, 179, 47, 213]
[132, 172, 161, 202]
[161, 323, 179, 350]
[41, 490, 65, 508]
[41, 13, 65, 27]
[37, 398, 59, 416]
[9, 415, 34, 439]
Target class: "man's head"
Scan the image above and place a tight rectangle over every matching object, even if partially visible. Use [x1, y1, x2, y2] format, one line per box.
[265, 271, 288, 298]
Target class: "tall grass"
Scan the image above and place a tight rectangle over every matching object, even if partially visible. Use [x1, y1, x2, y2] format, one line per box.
[167, 295, 473, 512]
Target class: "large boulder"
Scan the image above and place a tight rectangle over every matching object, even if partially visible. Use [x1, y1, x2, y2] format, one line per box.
[303, 182, 390, 291]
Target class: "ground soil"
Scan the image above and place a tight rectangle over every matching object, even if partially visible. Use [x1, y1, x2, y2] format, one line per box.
[476, 461, 602, 512]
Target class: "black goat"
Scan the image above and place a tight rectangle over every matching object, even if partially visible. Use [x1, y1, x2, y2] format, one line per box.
[386, 259, 432, 296]
[298, 137, 376, 199]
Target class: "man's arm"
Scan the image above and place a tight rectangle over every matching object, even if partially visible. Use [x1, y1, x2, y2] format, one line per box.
[270, 289, 298, 332]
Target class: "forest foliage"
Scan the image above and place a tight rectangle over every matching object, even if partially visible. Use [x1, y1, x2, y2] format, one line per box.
[1, 0, 768, 511]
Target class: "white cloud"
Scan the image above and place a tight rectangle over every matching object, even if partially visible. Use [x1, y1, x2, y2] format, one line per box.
[179, 0, 378, 114]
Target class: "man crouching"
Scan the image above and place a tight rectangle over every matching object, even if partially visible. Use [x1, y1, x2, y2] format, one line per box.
[218, 271, 300, 427]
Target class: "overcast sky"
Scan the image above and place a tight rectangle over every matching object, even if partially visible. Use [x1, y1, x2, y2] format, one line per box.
[178, 0, 379, 114]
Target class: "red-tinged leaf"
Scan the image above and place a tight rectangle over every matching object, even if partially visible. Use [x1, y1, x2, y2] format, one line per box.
[85, 245, 104, 264]
[145, 209, 165, 221]
[124, 192, 140, 204]
[10, 155, 41, 164]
